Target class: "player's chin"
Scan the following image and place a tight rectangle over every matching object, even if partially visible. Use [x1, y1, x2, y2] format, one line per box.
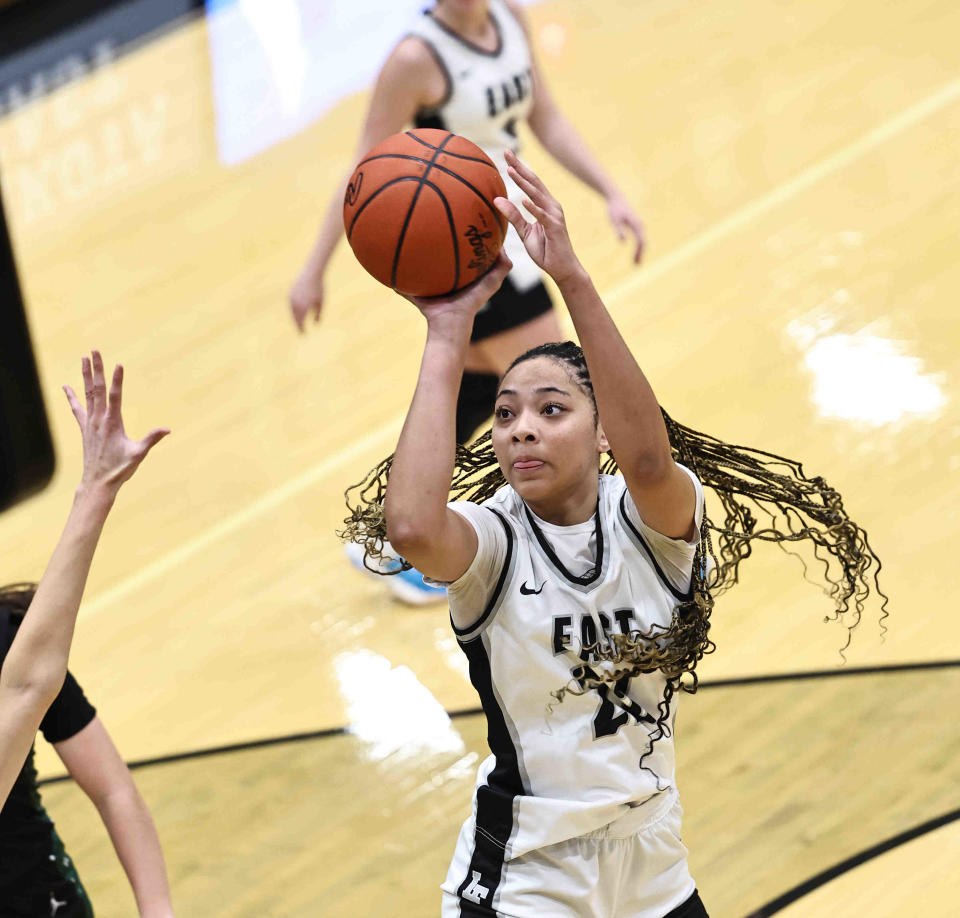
[509, 473, 552, 502]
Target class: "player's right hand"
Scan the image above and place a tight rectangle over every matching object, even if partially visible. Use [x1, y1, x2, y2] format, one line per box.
[289, 265, 325, 332]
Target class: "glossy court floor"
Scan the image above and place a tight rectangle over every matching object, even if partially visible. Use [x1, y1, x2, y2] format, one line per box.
[0, 0, 958, 915]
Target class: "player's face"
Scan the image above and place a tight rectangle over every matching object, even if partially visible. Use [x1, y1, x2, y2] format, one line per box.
[492, 357, 608, 511]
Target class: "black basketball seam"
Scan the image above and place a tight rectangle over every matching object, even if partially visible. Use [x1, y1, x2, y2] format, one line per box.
[359, 149, 497, 170]
[426, 182, 460, 294]
[353, 153, 505, 247]
[346, 175, 426, 241]
[391, 131, 455, 289]
[346, 175, 461, 290]
[401, 130, 501, 169]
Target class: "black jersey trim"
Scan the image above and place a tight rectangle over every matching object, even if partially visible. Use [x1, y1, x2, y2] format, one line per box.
[618, 491, 694, 603]
[414, 111, 448, 132]
[455, 634, 523, 913]
[522, 500, 604, 587]
[425, 8, 504, 58]
[452, 508, 514, 639]
[407, 34, 453, 115]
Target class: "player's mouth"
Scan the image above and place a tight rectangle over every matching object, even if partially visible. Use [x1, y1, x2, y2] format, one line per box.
[513, 457, 544, 471]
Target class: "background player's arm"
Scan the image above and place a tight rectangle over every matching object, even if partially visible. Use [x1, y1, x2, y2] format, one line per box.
[497, 154, 695, 539]
[385, 256, 513, 582]
[56, 717, 175, 918]
[0, 353, 167, 807]
[289, 37, 447, 331]
[505, 0, 644, 262]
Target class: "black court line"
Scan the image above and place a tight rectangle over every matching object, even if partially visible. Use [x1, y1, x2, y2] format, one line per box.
[743, 805, 960, 916]
[35, 659, 960, 786]
[694, 658, 960, 688]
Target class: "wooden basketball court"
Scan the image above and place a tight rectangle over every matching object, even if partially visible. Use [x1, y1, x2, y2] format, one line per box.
[0, 0, 957, 914]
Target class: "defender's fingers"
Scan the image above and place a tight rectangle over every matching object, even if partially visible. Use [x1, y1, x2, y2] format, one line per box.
[91, 350, 106, 415]
[108, 364, 123, 416]
[63, 385, 86, 426]
[81, 357, 94, 414]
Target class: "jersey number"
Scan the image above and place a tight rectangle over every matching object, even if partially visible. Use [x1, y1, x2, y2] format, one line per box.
[582, 671, 657, 739]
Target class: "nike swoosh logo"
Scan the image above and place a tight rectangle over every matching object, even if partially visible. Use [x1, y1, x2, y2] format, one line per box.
[520, 581, 545, 595]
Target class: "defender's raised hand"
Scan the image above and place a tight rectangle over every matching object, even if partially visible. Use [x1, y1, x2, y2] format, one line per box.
[63, 351, 169, 494]
[494, 150, 584, 284]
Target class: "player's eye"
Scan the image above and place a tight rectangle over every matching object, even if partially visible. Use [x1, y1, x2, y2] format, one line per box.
[542, 403, 565, 416]
[495, 406, 513, 420]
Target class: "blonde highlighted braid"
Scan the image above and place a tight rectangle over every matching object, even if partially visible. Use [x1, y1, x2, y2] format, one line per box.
[340, 342, 888, 764]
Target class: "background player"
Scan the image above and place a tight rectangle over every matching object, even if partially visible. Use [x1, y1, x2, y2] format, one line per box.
[289, 0, 644, 602]
[0, 352, 172, 916]
[1, 587, 176, 918]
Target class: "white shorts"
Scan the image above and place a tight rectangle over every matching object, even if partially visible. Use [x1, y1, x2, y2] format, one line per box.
[441, 788, 696, 918]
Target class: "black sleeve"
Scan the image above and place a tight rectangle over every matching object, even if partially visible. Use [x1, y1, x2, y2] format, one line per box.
[38, 670, 97, 744]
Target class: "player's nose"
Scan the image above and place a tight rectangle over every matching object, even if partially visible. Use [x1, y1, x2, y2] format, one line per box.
[511, 409, 539, 442]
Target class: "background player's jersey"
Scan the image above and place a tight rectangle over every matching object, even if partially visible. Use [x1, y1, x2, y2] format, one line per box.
[408, 0, 541, 290]
[446, 470, 703, 860]
[0, 609, 96, 904]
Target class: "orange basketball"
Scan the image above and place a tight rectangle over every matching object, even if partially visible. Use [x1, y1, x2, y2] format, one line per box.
[342, 129, 508, 297]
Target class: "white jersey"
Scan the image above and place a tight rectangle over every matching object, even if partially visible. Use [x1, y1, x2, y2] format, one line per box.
[407, 0, 541, 289]
[445, 470, 704, 863]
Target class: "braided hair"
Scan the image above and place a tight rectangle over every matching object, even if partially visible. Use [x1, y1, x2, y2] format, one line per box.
[341, 341, 887, 764]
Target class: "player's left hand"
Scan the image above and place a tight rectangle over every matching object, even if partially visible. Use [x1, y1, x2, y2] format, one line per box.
[606, 192, 645, 264]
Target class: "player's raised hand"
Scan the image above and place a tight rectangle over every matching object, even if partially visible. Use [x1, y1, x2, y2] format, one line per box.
[406, 251, 512, 327]
[495, 150, 583, 284]
[62, 351, 169, 494]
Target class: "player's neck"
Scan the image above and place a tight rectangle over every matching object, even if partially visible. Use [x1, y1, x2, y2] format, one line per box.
[432, 2, 494, 45]
[523, 478, 599, 527]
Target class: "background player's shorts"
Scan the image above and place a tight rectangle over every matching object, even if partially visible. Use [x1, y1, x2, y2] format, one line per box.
[441, 788, 701, 918]
[470, 235, 552, 343]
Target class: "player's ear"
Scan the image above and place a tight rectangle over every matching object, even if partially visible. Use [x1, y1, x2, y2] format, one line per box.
[596, 423, 610, 455]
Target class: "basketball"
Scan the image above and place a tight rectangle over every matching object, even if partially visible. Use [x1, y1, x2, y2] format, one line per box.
[342, 129, 508, 297]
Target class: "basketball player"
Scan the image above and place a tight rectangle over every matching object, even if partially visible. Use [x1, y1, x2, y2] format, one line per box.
[341, 152, 885, 915]
[0, 352, 173, 917]
[1, 587, 176, 918]
[384, 153, 702, 916]
[290, 0, 644, 603]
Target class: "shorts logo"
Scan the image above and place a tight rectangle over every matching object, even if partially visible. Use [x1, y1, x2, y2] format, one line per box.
[463, 871, 490, 904]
